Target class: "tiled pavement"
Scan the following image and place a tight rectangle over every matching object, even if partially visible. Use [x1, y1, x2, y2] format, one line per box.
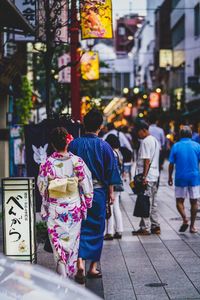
[1, 163, 200, 299]
[101, 166, 200, 300]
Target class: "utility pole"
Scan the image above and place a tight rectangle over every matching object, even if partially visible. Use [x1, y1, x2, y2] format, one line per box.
[70, 0, 81, 121]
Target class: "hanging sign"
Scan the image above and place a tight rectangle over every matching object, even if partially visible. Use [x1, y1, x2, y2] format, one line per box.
[81, 51, 99, 80]
[159, 49, 173, 68]
[80, 0, 113, 39]
[58, 53, 71, 83]
[14, 0, 36, 41]
[149, 92, 160, 108]
[2, 178, 36, 263]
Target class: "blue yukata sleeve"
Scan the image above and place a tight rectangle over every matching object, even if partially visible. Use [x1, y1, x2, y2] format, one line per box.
[197, 144, 200, 161]
[169, 144, 175, 164]
[103, 142, 121, 185]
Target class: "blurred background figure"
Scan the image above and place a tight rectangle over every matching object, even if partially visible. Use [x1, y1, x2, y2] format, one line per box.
[104, 134, 124, 240]
[148, 114, 166, 171]
[191, 124, 200, 144]
[103, 123, 133, 182]
[103, 123, 133, 153]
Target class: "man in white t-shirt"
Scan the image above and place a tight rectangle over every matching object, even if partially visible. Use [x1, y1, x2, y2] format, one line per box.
[132, 121, 160, 235]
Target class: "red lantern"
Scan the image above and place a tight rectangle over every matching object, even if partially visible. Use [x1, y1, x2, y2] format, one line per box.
[149, 92, 160, 108]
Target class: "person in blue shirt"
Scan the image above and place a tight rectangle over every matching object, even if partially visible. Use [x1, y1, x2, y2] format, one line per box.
[168, 126, 200, 233]
[69, 109, 121, 283]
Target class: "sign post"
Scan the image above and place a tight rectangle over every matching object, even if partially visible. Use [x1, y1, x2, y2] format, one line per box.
[2, 178, 36, 263]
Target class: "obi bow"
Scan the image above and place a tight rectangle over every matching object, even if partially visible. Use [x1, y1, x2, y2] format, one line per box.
[48, 177, 79, 199]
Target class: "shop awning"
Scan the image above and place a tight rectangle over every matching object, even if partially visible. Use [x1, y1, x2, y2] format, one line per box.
[0, 0, 34, 35]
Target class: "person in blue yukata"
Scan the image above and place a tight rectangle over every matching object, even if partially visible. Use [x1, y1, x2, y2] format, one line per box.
[168, 126, 200, 234]
[69, 109, 121, 284]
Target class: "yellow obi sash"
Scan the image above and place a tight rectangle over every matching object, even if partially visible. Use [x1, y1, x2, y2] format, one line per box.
[48, 177, 79, 199]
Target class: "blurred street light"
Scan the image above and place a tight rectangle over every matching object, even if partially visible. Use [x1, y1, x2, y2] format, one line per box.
[128, 35, 134, 41]
[143, 94, 148, 99]
[156, 88, 162, 93]
[133, 87, 139, 94]
[123, 87, 129, 94]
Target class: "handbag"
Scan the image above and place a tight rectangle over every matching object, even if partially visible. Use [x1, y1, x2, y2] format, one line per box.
[133, 194, 150, 218]
[131, 173, 146, 195]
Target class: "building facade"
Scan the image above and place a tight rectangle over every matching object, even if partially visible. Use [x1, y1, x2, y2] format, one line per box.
[170, 0, 200, 113]
[132, 0, 164, 91]
[0, 0, 34, 178]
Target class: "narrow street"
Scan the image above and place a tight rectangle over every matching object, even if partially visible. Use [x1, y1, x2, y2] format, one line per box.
[36, 163, 200, 299]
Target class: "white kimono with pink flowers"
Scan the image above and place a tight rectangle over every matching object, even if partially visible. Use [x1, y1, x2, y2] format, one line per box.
[37, 152, 93, 278]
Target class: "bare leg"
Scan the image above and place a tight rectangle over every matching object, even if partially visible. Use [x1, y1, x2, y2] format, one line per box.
[75, 258, 85, 284]
[77, 257, 85, 271]
[190, 199, 198, 231]
[176, 198, 188, 224]
[89, 261, 98, 274]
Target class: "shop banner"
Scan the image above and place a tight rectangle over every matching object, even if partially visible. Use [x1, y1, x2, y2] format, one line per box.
[80, 0, 113, 39]
[14, 0, 36, 41]
[58, 53, 71, 83]
[81, 51, 99, 80]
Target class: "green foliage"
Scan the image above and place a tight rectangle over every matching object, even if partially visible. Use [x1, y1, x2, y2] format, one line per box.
[36, 221, 48, 243]
[16, 76, 33, 124]
[36, 221, 47, 231]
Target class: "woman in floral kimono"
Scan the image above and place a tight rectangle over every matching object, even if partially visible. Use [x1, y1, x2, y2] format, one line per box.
[37, 127, 93, 278]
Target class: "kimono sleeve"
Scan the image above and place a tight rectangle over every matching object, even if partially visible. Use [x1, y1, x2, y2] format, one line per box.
[37, 161, 50, 220]
[73, 157, 94, 210]
[103, 142, 121, 185]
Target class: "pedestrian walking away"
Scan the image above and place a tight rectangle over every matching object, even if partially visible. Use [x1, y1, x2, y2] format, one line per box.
[69, 109, 121, 283]
[37, 127, 93, 278]
[104, 134, 124, 241]
[168, 126, 200, 233]
[149, 114, 166, 172]
[132, 121, 160, 236]
[103, 122, 133, 153]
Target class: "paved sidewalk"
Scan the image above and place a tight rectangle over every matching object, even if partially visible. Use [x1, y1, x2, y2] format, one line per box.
[101, 166, 200, 300]
[1, 163, 200, 299]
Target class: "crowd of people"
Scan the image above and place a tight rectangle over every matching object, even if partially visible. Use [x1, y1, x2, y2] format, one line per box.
[37, 108, 200, 284]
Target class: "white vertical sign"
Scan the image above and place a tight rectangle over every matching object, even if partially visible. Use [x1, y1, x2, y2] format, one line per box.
[14, 0, 36, 41]
[2, 178, 36, 262]
[55, 0, 68, 43]
[58, 53, 71, 83]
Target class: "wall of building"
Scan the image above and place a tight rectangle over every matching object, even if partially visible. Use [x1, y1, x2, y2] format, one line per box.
[170, 0, 200, 106]
[184, 0, 200, 104]
[133, 0, 165, 89]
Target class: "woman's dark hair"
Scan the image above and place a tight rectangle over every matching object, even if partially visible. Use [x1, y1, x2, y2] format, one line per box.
[83, 109, 103, 132]
[50, 127, 68, 151]
[105, 134, 120, 149]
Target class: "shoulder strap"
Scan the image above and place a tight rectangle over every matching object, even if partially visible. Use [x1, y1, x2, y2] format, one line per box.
[146, 139, 157, 175]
